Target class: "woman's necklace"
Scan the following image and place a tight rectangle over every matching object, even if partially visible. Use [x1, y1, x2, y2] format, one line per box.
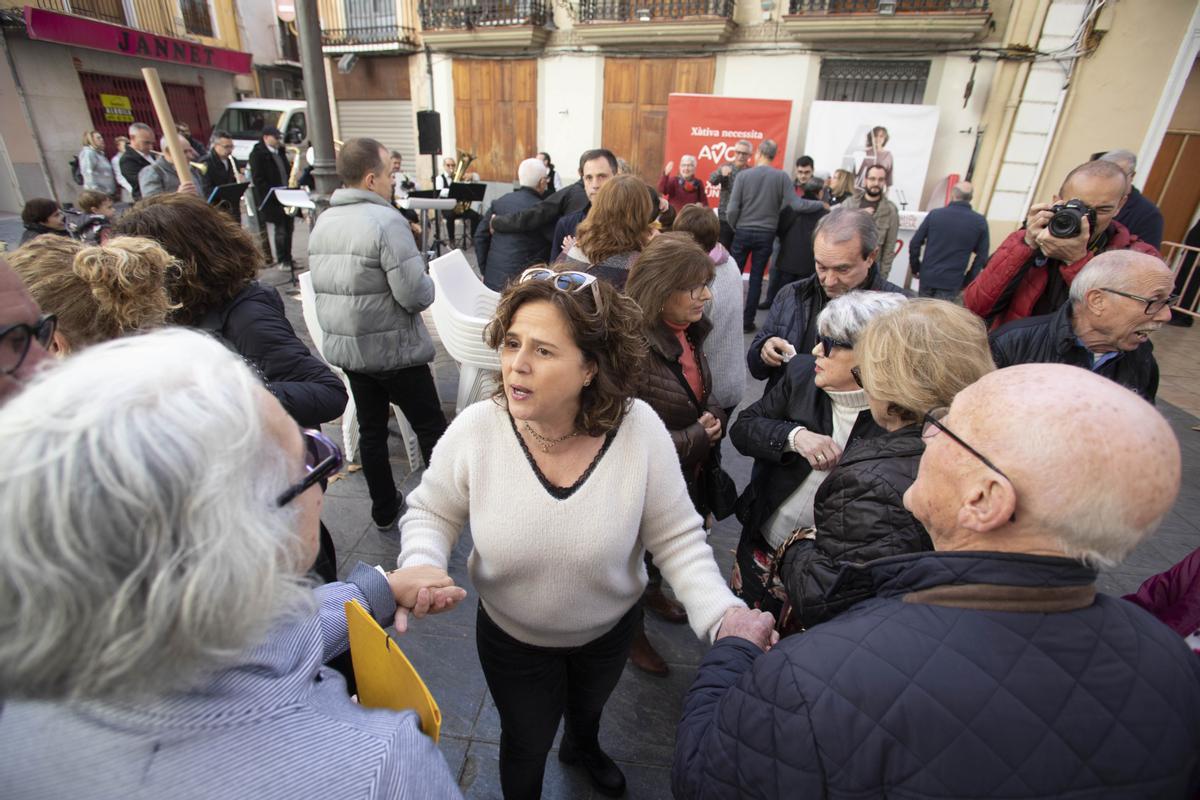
[524, 421, 579, 453]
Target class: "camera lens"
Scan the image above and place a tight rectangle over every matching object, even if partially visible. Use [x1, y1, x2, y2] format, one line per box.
[1049, 206, 1084, 239]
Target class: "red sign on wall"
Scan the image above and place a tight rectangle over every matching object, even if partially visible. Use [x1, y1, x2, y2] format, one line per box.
[664, 94, 795, 203]
[24, 7, 252, 75]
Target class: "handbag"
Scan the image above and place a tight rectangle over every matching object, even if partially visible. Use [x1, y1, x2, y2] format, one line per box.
[700, 447, 738, 520]
[758, 527, 816, 635]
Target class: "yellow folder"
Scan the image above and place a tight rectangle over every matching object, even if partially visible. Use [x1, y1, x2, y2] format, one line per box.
[344, 600, 442, 743]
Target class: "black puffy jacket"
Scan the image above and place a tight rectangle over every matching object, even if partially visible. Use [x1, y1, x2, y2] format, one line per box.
[989, 301, 1159, 403]
[772, 205, 826, 278]
[779, 424, 930, 629]
[197, 282, 347, 427]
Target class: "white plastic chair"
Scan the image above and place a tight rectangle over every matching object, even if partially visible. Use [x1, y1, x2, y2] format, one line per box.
[298, 271, 424, 471]
[428, 249, 502, 413]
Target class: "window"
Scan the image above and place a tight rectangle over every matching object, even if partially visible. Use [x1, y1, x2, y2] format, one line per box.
[181, 0, 215, 37]
[818, 59, 931, 105]
[285, 113, 307, 144]
[213, 108, 285, 140]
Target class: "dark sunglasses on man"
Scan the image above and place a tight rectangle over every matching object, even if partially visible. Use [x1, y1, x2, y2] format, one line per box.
[277, 429, 344, 507]
[0, 313, 56, 375]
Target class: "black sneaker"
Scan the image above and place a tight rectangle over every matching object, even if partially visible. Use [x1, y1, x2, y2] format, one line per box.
[558, 740, 626, 797]
[374, 494, 405, 531]
[743, 321, 757, 333]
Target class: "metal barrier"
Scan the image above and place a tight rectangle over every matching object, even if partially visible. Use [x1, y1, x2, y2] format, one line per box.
[1161, 240, 1199, 319]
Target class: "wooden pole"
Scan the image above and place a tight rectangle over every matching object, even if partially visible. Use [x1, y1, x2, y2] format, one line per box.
[140, 67, 193, 191]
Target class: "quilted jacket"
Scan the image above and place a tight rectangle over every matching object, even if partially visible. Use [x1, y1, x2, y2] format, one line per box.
[989, 301, 1159, 403]
[747, 267, 907, 386]
[779, 424, 931, 629]
[964, 221, 1159, 330]
[674, 551, 1200, 799]
[636, 317, 726, 510]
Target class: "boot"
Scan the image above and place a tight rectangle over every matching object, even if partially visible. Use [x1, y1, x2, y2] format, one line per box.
[558, 738, 626, 797]
[642, 583, 687, 624]
[628, 628, 668, 676]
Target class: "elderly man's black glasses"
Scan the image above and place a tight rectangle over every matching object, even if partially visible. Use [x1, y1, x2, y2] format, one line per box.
[1100, 288, 1179, 316]
[277, 429, 343, 507]
[0, 313, 56, 375]
[923, 407, 1017, 521]
[817, 335, 852, 358]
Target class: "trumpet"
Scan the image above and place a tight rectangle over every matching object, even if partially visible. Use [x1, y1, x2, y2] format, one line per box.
[190, 160, 208, 176]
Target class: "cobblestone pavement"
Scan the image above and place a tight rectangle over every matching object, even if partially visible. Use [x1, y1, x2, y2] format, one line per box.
[6, 213, 1197, 799]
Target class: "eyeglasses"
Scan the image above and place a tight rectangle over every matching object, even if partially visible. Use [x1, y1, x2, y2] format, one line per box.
[817, 335, 852, 358]
[850, 365, 863, 388]
[519, 267, 598, 292]
[276, 429, 343, 507]
[733, 150, 752, 157]
[0, 314, 56, 375]
[923, 407, 1017, 520]
[1100, 288, 1179, 316]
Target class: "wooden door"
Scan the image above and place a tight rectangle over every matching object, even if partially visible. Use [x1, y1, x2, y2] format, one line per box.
[601, 57, 715, 184]
[452, 59, 537, 182]
[1143, 130, 1200, 244]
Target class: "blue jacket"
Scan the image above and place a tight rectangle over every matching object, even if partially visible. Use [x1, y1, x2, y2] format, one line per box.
[674, 551, 1200, 799]
[475, 186, 552, 290]
[1114, 187, 1165, 251]
[909, 200, 990, 290]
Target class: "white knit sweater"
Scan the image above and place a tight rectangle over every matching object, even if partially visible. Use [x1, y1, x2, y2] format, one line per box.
[398, 399, 744, 647]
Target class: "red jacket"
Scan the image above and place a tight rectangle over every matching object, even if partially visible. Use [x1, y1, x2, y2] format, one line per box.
[658, 173, 710, 210]
[1124, 546, 1200, 650]
[964, 219, 1159, 329]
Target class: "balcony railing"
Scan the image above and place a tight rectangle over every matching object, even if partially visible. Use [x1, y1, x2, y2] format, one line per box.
[789, 0, 988, 12]
[26, 0, 189, 37]
[577, 0, 734, 23]
[421, 0, 548, 30]
[319, 0, 419, 49]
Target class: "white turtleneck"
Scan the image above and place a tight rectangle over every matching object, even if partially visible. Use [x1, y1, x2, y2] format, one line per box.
[762, 387, 869, 550]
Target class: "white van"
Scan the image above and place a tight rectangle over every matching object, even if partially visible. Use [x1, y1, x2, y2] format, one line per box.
[214, 99, 308, 163]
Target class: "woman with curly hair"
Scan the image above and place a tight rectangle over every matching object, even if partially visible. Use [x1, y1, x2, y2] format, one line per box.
[7, 235, 176, 355]
[563, 173, 655, 289]
[397, 266, 748, 799]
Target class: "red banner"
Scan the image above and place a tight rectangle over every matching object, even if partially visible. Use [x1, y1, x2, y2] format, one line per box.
[664, 94, 795, 203]
[24, 7, 252, 75]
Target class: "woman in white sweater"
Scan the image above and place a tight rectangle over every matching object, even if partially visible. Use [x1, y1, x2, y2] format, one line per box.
[398, 267, 751, 799]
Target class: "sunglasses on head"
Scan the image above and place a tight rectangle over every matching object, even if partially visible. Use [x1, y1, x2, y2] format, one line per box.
[518, 267, 598, 293]
[817, 335, 852, 358]
[276, 429, 343, 507]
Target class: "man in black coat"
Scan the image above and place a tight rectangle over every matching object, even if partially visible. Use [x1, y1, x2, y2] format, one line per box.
[674, 364, 1200, 800]
[490, 148, 616, 261]
[475, 158, 553, 290]
[248, 126, 294, 270]
[1102, 149, 1164, 250]
[763, 176, 827, 307]
[750, 207, 907, 390]
[199, 130, 242, 223]
[990, 250, 1173, 403]
[909, 181, 989, 301]
[119, 122, 157, 202]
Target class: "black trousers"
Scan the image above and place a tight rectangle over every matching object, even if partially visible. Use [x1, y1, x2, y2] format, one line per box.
[272, 215, 295, 266]
[718, 219, 735, 250]
[344, 365, 447, 524]
[445, 208, 482, 244]
[476, 602, 639, 800]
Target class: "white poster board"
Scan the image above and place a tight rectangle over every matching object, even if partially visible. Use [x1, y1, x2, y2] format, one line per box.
[803, 101, 940, 213]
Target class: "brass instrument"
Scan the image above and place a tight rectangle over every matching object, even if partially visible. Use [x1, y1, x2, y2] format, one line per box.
[285, 145, 304, 216]
[190, 161, 208, 176]
[451, 149, 477, 215]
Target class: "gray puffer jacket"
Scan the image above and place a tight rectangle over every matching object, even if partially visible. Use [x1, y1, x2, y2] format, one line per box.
[308, 188, 436, 373]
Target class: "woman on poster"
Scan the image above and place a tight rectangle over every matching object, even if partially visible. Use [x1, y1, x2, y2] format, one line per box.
[853, 126, 894, 190]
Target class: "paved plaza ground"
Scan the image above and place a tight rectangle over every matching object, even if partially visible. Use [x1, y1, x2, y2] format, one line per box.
[3, 216, 1198, 799]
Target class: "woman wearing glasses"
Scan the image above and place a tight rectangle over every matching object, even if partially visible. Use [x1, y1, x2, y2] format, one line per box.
[0, 329, 464, 799]
[398, 266, 748, 799]
[729, 291, 907, 608]
[778, 299, 995, 631]
[623, 233, 724, 675]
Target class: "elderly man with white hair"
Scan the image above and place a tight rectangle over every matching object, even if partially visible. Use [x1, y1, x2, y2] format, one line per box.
[676, 363, 1200, 799]
[475, 156, 553, 291]
[0, 328, 468, 799]
[658, 154, 709, 210]
[989, 249, 1174, 403]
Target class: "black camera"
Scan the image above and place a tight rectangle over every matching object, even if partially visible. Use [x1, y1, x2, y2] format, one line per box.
[1048, 199, 1097, 239]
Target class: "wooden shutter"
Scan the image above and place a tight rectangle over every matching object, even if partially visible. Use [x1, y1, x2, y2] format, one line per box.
[451, 59, 537, 182]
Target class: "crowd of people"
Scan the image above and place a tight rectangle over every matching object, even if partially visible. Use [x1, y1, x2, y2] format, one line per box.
[1, 121, 1199, 800]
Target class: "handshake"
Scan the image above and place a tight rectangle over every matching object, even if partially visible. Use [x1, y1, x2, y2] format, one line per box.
[384, 565, 469, 632]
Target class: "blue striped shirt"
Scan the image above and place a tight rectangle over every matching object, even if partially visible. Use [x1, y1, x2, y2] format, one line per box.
[0, 563, 462, 799]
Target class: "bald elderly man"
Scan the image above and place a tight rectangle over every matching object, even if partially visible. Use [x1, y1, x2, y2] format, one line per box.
[0, 258, 53, 404]
[674, 364, 1200, 799]
[990, 250, 1174, 403]
[965, 159, 1159, 329]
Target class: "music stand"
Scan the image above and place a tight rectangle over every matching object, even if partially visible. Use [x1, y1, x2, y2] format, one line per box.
[258, 188, 314, 286]
[447, 183, 486, 249]
[207, 181, 249, 223]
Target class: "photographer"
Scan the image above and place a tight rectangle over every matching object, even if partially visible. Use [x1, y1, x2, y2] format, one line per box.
[964, 160, 1158, 329]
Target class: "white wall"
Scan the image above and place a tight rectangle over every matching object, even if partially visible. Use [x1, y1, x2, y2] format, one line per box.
[235, 0, 282, 66]
[537, 53, 603, 177]
[715, 51, 817, 169]
[923, 55, 996, 209]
